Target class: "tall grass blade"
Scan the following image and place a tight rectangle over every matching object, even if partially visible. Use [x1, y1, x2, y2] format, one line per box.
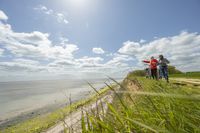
[125, 117, 158, 133]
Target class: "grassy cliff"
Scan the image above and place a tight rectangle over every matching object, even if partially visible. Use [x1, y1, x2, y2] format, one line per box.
[82, 74, 200, 132]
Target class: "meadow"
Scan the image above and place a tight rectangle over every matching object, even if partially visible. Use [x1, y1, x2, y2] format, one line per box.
[170, 72, 200, 79]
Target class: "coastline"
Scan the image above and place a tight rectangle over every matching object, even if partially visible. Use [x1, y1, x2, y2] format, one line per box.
[1, 83, 112, 133]
[0, 91, 91, 129]
[0, 78, 113, 129]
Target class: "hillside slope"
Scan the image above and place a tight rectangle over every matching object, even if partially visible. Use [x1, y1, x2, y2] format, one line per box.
[82, 75, 200, 132]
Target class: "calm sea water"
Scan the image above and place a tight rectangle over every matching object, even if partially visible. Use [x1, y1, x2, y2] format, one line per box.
[0, 78, 109, 124]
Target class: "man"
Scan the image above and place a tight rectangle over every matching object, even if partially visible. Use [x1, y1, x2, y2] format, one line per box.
[158, 55, 170, 82]
[143, 56, 158, 80]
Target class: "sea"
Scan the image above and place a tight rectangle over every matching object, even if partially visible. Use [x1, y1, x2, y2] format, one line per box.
[0, 78, 119, 128]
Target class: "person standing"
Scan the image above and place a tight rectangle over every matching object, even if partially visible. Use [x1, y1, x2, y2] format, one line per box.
[158, 55, 170, 82]
[143, 56, 158, 80]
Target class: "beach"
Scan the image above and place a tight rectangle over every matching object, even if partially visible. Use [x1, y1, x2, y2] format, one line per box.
[0, 78, 109, 128]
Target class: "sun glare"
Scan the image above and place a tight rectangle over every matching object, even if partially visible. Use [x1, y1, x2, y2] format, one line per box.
[68, 0, 90, 9]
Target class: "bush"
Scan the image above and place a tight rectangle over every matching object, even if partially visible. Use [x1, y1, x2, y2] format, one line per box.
[168, 65, 182, 74]
[127, 70, 146, 77]
[128, 65, 182, 78]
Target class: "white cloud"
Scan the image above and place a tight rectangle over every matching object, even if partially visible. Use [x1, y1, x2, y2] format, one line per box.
[48, 59, 77, 67]
[0, 58, 46, 73]
[119, 41, 140, 55]
[118, 31, 200, 71]
[0, 48, 4, 56]
[0, 10, 8, 20]
[0, 10, 129, 80]
[46, 54, 131, 76]
[2, 8, 199, 80]
[14, 58, 40, 65]
[34, 5, 53, 15]
[59, 37, 69, 47]
[105, 54, 133, 67]
[0, 14, 132, 78]
[139, 39, 146, 43]
[56, 13, 68, 24]
[13, 31, 51, 46]
[101, 55, 133, 76]
[34, 5, 68, 24]
[106, 53, 113, 57]
[76, 56, 104, 68]
[92, 47, 105, 54]
[0, 19, 78, 60]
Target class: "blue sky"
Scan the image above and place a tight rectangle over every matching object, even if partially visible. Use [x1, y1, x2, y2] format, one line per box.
[0, 0, 200, 81]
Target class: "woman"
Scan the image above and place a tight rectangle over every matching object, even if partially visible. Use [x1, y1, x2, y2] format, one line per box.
[143, 56, 158, 80]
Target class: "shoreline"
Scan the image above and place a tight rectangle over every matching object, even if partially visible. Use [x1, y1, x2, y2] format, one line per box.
[1, 78, 120, 132]
[0, 91, 91, 129]
[0, 79, 114, 129]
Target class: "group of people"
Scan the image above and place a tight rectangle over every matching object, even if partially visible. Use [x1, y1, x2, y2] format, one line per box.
[143, 55, 170, 82]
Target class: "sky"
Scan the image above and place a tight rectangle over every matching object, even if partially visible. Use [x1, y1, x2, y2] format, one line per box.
[0, 0, 200, 81]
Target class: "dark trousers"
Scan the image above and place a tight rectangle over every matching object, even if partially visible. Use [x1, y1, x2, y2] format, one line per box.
[160, 66, 169, 81]
[151, 69, 158, 80]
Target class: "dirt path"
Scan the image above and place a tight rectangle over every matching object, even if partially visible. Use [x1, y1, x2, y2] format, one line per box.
[43, 91, 114, 133]
[171, 78, 200, 85]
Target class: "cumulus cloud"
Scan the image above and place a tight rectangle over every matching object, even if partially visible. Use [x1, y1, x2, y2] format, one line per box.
[92, 47, 105, 54]
[48, 59, 77, 67]
[56, 13, 68, 24]
[34, 5, 53, 15]
[34, 5, 68, 24]
[0, 48, 4, 56]
[0, 10, 131, 79]
[76, 56, 104, 68]
[0, 19, 78, 60]
[118, 31, 200, 71]
[0, 10, 8, 20]
[59, 37, 69, 45]
[105, 54, 133, 67]
[0, 58, 46, 73]
[75, 54, 133, 75]
[46, 54, 131, 77]
[139, 39, 146, 43]
[2, 8, 199, 80]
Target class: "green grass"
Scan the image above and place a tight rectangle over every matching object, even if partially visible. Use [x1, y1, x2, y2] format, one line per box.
[170, 72, 200, 79]
[0, 86, 110, 133]
[82, 76, 200, 132]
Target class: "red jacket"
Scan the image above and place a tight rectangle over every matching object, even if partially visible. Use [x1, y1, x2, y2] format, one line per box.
[143, 59, 158, 69]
